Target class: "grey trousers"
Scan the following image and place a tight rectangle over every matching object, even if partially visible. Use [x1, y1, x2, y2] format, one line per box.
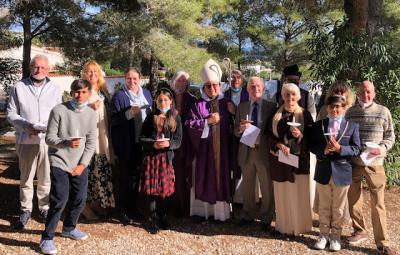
[240, 148, 274, 224]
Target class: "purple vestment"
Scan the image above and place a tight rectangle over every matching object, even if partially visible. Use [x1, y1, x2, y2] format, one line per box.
[185, 96, 232, 204]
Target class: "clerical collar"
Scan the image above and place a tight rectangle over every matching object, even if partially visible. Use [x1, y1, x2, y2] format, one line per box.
[201, 90, 224, 102]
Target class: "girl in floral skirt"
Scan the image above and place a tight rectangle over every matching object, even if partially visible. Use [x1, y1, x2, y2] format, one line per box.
[139, 87, 182, 234]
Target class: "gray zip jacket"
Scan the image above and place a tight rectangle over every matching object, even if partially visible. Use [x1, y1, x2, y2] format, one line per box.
[7, 77, 62, 144]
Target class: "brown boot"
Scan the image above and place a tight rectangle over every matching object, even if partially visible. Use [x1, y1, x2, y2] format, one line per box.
[90, 201, 109, 217]
[80, 204, 99, 221]
[377, 246, 396, 255]
[347, 231, 368, 245]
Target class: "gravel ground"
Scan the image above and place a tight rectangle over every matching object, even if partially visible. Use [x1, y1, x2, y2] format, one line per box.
[0, 162, 399, 255]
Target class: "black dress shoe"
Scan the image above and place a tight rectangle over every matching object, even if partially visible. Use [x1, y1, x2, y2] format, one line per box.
[261, 223, 272, 232]
[39, 210, 48, 223]
[159, 216, 170, 230]
[14, 210, 31, 230]
[119, 212, 132, 224]
[239, 219, 254, 226]
[191, 215, 206, 224]
[148, 217, 160, 234]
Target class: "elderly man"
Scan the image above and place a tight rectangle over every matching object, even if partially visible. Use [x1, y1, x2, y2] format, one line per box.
[224, 70, 249, 206]
[224, 69, 249, 115]
[234, 76, 276, 230]
[345, 81, 396, 255]
[185, 59, 232, 222]
[7, 55, 62, 229]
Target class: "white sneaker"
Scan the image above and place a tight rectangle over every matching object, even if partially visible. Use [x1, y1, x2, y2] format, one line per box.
[329, 238, 341, 252]
[314, 235, 328, 250]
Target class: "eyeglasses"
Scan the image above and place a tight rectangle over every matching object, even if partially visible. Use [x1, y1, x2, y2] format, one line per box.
[204, 83, 219, 89]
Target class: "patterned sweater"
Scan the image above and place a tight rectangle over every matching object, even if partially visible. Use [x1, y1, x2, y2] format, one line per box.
[345, 102, 395, 166]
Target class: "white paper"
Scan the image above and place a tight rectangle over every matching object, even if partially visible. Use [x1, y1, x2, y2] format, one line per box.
[33, 123, 47, 131]
[240, 124, 261, 147]
[360, 151, 379, 166]
[201, 119, 210, 138]
[278, 150, 299, 168]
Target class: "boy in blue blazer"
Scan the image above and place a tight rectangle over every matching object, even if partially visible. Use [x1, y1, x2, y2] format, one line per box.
[310, 95, 360, 251]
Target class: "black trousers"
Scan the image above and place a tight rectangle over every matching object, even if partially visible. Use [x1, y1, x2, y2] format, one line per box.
[42, 167, 88, 240]
[146, 196, 168, 220]
[118, 158, 140, 215]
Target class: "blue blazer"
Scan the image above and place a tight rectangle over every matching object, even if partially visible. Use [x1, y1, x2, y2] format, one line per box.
[310, 118, 361, 186]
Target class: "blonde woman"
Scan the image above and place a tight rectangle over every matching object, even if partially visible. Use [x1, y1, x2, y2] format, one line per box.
[81, 60, 115, 219]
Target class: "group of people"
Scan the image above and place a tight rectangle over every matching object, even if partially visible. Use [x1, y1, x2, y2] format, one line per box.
[6, 55, 396, 255]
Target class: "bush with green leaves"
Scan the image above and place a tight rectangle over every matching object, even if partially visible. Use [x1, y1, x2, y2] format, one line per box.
[307, 21, 400, 186]
[0, 58, 21, 105]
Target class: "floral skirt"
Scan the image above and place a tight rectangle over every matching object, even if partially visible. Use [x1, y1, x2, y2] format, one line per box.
[140, 152, 175, 198]
[87, 154, 115, 208]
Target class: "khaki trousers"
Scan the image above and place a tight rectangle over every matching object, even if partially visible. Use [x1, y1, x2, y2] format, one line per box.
[348, 165, 389, 247]
[317, 178, 349, 239]
[240, 148, 274, 224]
[16, 144, 50, 212]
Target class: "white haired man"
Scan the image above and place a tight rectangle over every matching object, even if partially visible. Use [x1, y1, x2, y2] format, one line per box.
[346, 81, 396, 255]
[7, 55, 62, 229]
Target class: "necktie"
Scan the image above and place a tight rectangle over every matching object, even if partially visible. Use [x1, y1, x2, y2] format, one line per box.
[252, 102, 258, 127]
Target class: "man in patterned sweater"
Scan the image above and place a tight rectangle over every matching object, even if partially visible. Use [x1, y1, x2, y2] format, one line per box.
[345, 81, 396, 255]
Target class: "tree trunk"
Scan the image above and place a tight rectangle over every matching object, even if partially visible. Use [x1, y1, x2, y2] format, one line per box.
[344, 0, 367, 33]
[148, 51, 159, 95]
[367, 0, 383, 36]
[127, 36, 135, 67]
[238, 37, 242, 70]
[22, 15, 32, 78]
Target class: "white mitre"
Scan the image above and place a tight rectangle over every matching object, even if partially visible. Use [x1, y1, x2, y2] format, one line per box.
[201, 59, 222, 83]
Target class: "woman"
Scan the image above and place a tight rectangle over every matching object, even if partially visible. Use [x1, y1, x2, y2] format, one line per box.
[170, 71, 197, 217]
[317, 81, 354, 121]
[110, 67, 152, 222]
[185, 59, 232, 222]
[266, 83, 314, 236]
[81, 60, 115, 219]
[139, 87, 182, 233]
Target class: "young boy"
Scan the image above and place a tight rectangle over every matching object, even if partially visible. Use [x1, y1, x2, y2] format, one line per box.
[39, 79, 96, 254]
[310, 95, 360, 251]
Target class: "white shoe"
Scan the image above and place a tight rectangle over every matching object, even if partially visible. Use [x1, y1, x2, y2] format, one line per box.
[314, 235, 328, 250]
[329, 238, 341, 252]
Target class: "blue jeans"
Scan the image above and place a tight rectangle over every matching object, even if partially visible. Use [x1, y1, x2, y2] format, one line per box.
[42, 167, 88, 240]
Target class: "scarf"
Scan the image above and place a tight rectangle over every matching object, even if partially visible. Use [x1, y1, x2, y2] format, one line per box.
[231, 87, 241, 93]
[123, 85, 150, 121]
[272, 104, 304, 139]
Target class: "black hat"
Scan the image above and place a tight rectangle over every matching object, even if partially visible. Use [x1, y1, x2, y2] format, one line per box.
[283, 64, 302, 77]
